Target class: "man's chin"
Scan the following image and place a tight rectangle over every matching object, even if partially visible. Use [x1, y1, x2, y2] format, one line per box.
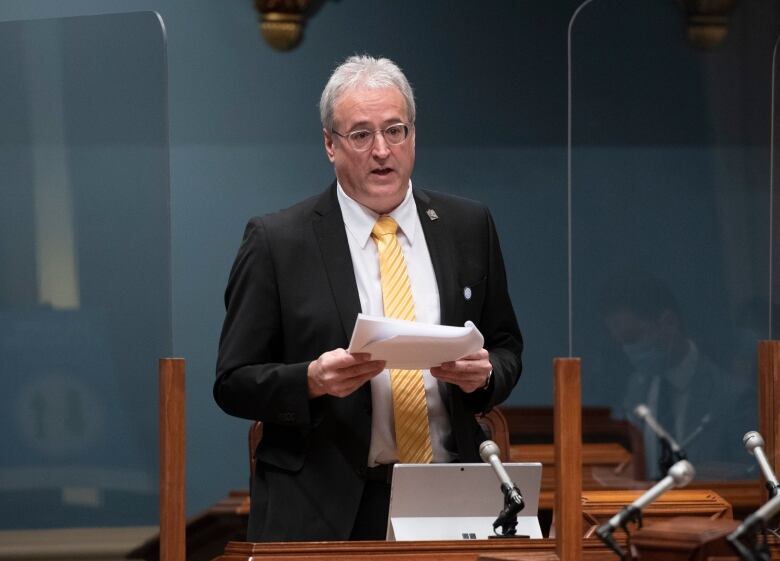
[364, 185, 407, 214]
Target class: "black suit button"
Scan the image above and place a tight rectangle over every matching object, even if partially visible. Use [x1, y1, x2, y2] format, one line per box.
[357, 466, 366, 477]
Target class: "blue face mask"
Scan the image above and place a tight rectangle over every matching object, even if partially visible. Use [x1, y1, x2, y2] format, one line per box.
[622, 338, 668, 375]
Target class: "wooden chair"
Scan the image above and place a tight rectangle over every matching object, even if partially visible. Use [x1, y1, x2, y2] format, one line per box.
[477, 407, 511, 461]
[248, 421, 262, 478]
[248, 407, 511, 476]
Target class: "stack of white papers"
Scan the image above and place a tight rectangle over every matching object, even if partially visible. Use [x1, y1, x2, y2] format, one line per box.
[347, 313, 484, 370]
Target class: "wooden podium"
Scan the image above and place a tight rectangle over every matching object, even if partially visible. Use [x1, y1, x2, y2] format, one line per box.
[210, 359, 586, 561]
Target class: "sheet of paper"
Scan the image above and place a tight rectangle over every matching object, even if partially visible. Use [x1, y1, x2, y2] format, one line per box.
[347, 313, 484, 370]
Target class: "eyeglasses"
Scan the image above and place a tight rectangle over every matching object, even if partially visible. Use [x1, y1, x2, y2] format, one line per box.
[330, 123, 411, 152]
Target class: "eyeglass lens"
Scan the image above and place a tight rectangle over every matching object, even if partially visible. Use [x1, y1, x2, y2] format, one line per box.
[348, 124, 408, 150]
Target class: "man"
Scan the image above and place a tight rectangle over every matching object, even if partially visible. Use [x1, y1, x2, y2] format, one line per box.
[599, 271, 750, 480]
[214, 55, 523, 542]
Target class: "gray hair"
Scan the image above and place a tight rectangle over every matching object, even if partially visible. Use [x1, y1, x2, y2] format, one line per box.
[319, 55, 416, 131]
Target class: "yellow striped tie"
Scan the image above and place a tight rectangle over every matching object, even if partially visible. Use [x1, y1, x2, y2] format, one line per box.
[371, 216, 433, 464]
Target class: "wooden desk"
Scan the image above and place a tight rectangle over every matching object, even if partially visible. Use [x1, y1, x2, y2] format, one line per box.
[579, 489, 732, 537]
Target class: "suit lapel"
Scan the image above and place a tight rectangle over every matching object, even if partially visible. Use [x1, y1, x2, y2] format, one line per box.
[312, 184, 362, 344]
[415, 189, 458, 327]
[415, 189, 458, 406]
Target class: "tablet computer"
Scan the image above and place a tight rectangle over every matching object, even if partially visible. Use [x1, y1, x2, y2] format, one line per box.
[386, 462, 543, 540]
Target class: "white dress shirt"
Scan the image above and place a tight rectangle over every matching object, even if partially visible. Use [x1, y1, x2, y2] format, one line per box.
[336, 182, 456, 465]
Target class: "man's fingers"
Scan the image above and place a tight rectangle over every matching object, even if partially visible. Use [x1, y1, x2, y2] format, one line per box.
[308, 347, 387, 398]
[434, 360, 491, 374]
[340, 359, 386, 378]
[329, 368, 381, 398]
[457, 349, 490, 361]
[436, 349, 490, 371]
[430, 349, 492, 394]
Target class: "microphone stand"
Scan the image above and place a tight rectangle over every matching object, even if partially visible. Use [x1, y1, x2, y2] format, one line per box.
[657, 436, 687, 479]
[595, 505, 642, 561]
[490, 482, 525, 538]
[727, 520, 772, 561]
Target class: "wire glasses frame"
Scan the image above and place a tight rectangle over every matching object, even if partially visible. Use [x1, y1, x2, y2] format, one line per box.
[330, 122, 412, 152]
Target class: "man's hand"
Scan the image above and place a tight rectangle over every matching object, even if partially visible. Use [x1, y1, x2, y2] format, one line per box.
[430, 348, 492, 393]
[307, 349, 386, 398]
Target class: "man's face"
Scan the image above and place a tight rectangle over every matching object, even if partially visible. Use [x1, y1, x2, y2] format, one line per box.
[605, 308, 679, 374]
[324, 86, 415, 214]
[604, 309, 657, 348]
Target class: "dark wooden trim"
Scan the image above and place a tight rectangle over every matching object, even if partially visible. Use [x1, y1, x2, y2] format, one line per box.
[159, 358, 186, 561]
[553, 358, 582, 561]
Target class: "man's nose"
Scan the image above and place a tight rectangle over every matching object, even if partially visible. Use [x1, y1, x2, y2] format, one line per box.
[371, 132, 391, 157]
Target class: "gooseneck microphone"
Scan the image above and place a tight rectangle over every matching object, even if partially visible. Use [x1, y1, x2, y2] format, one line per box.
[727, 490, 780, 560]
[596, 459, 695, 559]
[479, 440, 525, 536]
[634, 404, 684, 454]
[634, 403, 687, 476]
[743, 431, 779, 499]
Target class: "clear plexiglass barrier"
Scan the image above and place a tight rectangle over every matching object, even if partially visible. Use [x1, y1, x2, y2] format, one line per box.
[568, 0, 774, 483]
[0, 12, 170, 528]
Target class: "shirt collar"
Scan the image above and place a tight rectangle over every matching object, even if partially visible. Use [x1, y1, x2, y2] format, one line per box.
[336, 181, 418, 248]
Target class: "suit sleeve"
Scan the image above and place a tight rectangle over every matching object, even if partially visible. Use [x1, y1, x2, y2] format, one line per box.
[213, 218, 313, 428]
[462, 207, 523, 414]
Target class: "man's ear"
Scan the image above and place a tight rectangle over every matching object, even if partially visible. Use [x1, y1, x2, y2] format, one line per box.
[323, 129, 335, 163]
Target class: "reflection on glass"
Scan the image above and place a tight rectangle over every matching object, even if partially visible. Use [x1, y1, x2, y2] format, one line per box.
[597, 271, 753, 480]
[0, 13, 169, 529]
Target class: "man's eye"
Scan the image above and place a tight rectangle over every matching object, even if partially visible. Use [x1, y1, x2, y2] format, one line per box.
[350, 130, 371, 141]
[385, 125, 403, 138]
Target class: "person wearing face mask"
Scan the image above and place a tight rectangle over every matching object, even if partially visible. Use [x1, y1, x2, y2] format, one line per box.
[598, 271, 750, 480]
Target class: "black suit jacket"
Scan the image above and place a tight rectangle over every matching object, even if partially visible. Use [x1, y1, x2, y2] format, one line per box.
[214, 183, 523, 541]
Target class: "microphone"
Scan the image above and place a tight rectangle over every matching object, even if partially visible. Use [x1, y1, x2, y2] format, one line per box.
[634, 404, 684, 455]
[634, 403, 687, 477]
[743, 431, 779, 499]
[727, 489, 780, 545]
[596, 460, 695, 558]
[479, 440, 525, 536]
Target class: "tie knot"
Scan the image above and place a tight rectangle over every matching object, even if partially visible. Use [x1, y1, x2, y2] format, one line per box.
[372, 215, 398, 238]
